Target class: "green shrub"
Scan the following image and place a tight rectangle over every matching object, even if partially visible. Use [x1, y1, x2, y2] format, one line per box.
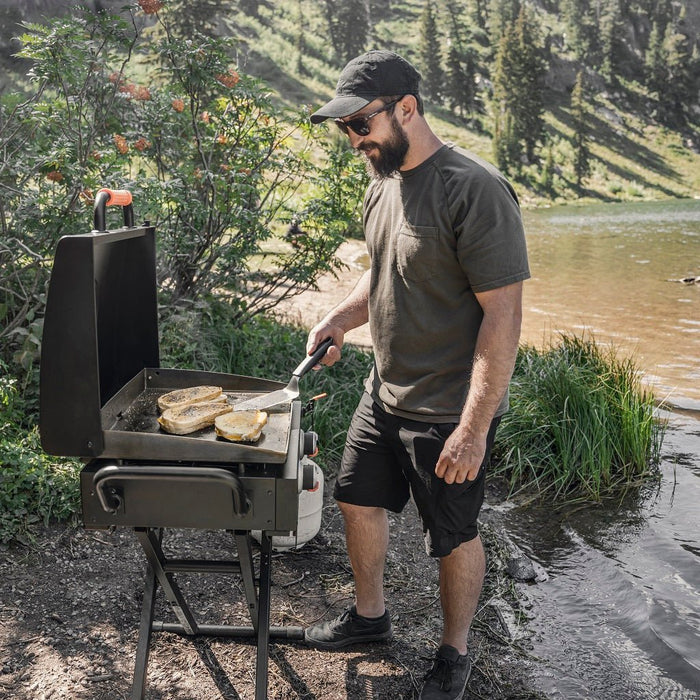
[492, 334, 665, 500]
[1, 364, 81, 543]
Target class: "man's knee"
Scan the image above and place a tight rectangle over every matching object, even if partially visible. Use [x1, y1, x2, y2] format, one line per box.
[338, 500, 386, 524]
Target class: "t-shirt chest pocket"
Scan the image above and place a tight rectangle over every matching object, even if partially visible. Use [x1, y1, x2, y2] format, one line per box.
[395, 225, 439, 283]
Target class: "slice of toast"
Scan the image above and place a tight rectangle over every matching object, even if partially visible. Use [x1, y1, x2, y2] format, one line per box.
[157, 385, 224, 411]
[157, 401, 233, 435]
[215, 410, 268, 443]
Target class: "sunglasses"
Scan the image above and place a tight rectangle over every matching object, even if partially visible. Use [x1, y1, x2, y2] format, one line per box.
[334, 98, 402, 136]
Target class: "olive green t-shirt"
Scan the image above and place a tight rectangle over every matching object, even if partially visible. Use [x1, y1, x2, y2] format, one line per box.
[363, 143, 530, 422]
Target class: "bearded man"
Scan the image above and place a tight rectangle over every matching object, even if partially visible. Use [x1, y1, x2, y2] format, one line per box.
[303, 50, 530, 700]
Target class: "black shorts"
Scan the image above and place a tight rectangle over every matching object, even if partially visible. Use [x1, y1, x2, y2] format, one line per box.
[335, 392, 500, 558]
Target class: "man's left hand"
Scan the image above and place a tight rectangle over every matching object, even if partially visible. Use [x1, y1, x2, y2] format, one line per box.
[434, 427, 487, 484]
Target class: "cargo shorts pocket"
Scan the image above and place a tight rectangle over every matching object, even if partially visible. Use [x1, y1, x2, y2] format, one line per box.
[396, 225, 438, 283]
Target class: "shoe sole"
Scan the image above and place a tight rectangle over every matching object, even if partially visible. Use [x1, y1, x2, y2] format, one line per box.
[304, 628, 393, 650]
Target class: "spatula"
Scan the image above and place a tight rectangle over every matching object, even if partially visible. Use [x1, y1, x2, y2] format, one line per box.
[232, 337, 333, 412]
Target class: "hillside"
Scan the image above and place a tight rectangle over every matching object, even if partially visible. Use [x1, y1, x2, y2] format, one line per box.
[1, 0, 700, 205]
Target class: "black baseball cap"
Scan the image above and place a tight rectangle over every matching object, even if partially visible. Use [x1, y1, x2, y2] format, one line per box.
[310, 50, 421, 124]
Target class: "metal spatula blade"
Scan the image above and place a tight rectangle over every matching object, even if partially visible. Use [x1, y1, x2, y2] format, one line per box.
[232, 338, 333, 412]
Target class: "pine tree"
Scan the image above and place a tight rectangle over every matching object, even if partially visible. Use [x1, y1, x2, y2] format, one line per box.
[419, 1, 444, 103]
[492, 28, 519, 172]
[513, 5, 546, 162]
[491, 5, 546, 171]
[599, 0, 623, 82]
[571, 70, 591, 187]
[324, 0, 370, 65]
[443, 3, 479, 117]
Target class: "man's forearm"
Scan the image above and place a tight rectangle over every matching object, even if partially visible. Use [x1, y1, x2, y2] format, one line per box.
[458, 305, 521, 436]
[307, 270, 371, 362]
[435, 281, 523, 483]
[323, 269, 371, 333]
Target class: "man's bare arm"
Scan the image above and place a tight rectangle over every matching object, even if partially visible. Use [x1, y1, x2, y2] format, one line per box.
[435, 281, 523, 484]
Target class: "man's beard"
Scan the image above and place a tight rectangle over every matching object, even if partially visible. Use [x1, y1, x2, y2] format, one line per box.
[359, 115, 409, 179]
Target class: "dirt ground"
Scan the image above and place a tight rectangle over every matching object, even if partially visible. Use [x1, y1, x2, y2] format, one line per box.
[0, 476, 545, 700]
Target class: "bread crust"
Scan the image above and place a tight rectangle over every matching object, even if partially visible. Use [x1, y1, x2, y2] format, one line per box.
[157, 385, 223, 411]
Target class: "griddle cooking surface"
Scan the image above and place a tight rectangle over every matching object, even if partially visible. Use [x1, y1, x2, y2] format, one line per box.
[111, 388, 290, 447]
[99, 369, 294, 462]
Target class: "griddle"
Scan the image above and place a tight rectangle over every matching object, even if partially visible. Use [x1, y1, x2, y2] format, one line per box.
[39, 189, 318, 700]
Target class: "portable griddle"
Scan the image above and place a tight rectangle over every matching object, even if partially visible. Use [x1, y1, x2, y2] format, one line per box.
[39, 189, 320, 699]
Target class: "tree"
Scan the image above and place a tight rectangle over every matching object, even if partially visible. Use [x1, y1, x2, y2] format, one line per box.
[571, 70, 591, 187]
[418, 1, 443, 103]
[491, 5, 546, 171]
[324, 0, 370, 65]
[645, 16, 697, 126]
[443, 4, 479, 117]
[2, 5, 367, 372]
[599, 0, 624, 82]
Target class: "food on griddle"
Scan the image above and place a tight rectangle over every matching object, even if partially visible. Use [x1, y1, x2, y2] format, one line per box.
[157, 385, 224, 411]
[215, 410, 268, 443]
[157, 401, 233, 435]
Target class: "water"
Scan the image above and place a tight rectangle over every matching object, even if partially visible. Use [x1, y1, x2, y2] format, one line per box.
[506, 199, 700, 698]
[499, 413, 700, 699]
[520, 199, 700, 412]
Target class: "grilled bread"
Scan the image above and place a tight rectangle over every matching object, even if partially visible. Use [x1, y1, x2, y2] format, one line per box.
[158, 401, 233, 435]
[215, 410, 268, 443]
[157, 385, 224, 411]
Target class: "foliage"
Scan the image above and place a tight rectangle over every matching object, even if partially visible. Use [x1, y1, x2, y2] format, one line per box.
[0, 361, 81, 543]
[571, 70, 591, 187]
[492, 5, 547, 172]
[418, 1, 443, 103]
[1, 3, 366, 374]
[322, 0, 369, 65]
[492, 334, 665, 501]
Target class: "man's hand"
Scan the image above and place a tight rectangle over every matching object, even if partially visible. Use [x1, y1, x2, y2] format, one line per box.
[434, 426, 488, 484]
[306, 324, 345, 368]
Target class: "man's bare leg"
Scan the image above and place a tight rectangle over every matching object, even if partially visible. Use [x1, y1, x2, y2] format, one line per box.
[338, 502, 389, 618]
[438, 535, 486, 655]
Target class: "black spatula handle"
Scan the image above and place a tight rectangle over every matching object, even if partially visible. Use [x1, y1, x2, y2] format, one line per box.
[292, 337, 334, 378]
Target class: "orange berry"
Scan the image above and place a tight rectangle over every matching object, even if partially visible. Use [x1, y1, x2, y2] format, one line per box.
[113, 134, 129, 155]
[138, 0, 164, 14]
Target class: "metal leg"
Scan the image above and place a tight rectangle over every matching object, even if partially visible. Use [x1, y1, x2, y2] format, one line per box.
[130, 560, 157, 700]
[233, 531, 259, 632]
[135, 527, 198, 635]
[255, 533, 274, 700]
[126, 528, 302, 700]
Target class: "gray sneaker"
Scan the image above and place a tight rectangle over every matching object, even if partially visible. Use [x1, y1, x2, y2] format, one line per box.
[419, 645, 472, 700]
[304, 605, 392, 649]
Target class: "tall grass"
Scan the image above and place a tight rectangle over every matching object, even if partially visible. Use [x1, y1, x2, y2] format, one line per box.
[160, 303, 373, 467]
[492, 334, 665, 500]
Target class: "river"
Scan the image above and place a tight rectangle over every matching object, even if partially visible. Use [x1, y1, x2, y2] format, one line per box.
[277, 198, 700, 698]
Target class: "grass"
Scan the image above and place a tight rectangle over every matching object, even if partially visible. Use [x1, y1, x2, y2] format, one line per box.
[492, 333, 665, 501]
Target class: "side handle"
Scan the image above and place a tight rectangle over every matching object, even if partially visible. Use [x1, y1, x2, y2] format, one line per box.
[92, 464, 250, 516]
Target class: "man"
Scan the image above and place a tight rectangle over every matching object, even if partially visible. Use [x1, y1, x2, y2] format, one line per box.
[304, 50, 529, 700]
